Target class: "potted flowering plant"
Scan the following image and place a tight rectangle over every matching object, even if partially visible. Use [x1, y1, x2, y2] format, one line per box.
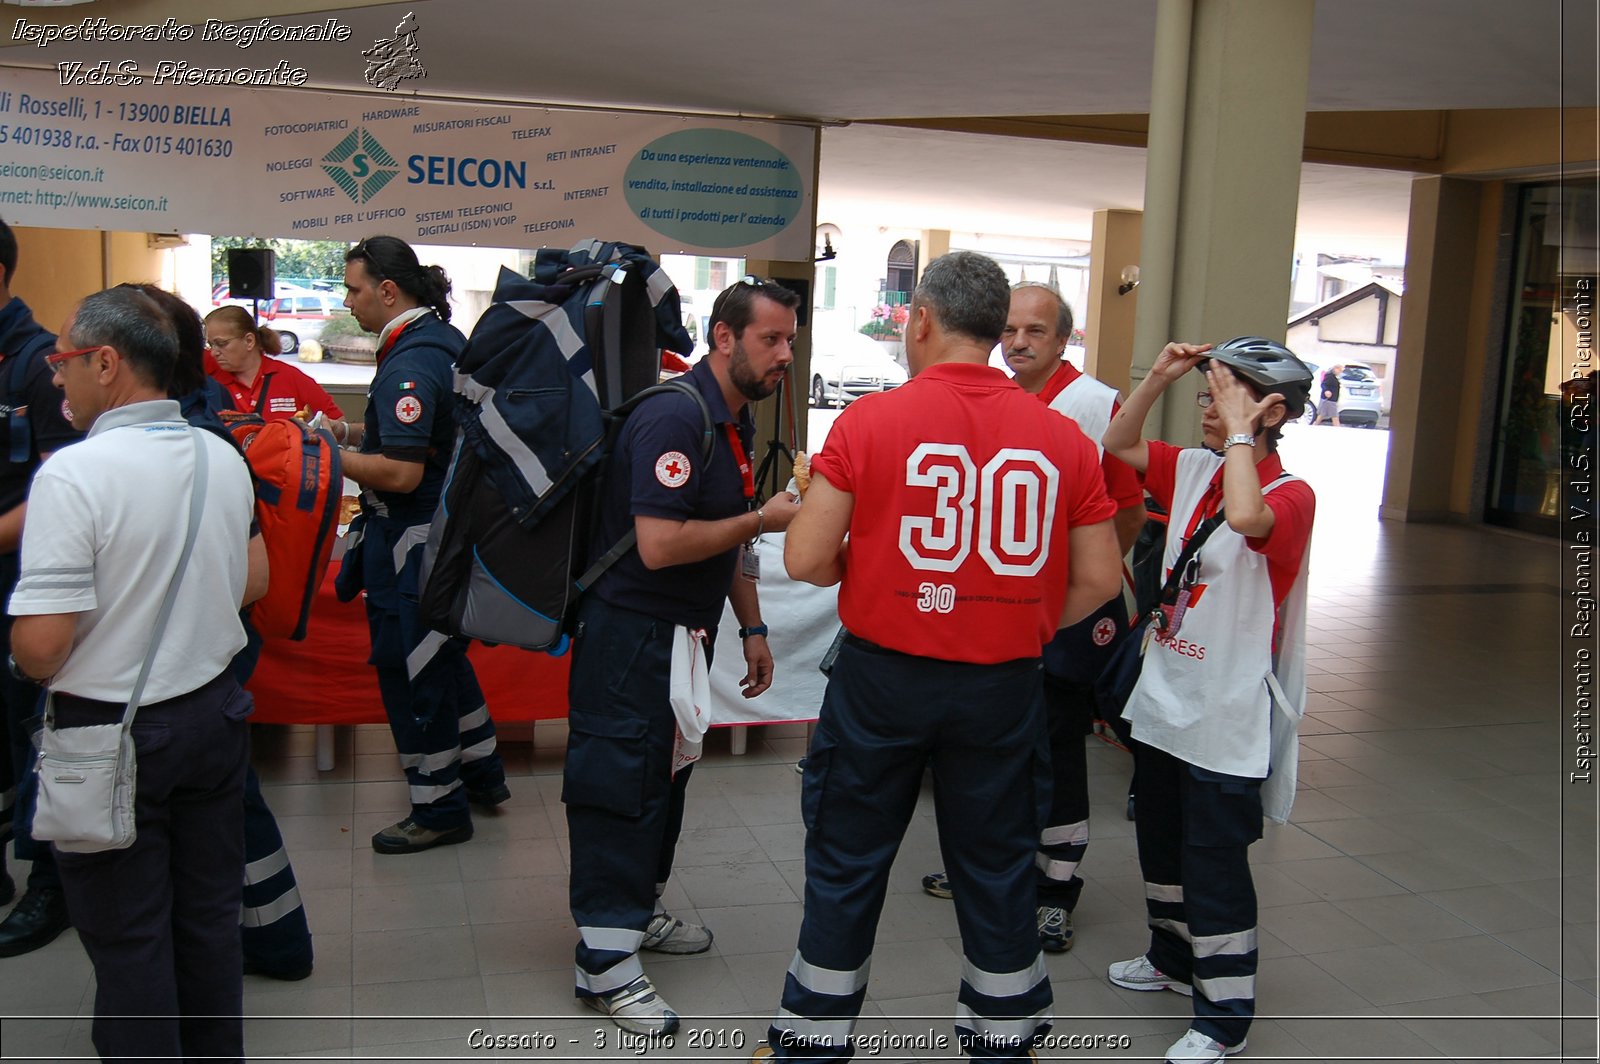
[859, 303, 909, 340]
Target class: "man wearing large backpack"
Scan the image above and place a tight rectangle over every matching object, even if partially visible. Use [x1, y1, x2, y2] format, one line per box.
[565, 277, 801, 1035]
[0, 217, 79, 956]
[329, 236, 508, 854]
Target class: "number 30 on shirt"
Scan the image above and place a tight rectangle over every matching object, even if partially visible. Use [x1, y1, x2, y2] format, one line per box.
[898, 442, 1060, 578]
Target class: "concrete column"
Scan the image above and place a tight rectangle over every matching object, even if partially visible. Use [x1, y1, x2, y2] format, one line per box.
[1132, 0, 1315, 444]
[1086, 209, 1143, 392]
[742, 255, 814, 482]
[921, 229, 952, 276]
[1380, 176, 1485, 522]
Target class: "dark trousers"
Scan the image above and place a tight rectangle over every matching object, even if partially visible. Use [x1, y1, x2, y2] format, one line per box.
[1035, 673, 1092, 911]
[1, 552, 57, 890]
[352, 514, 505, 830]
[228, 617, 313, 975]
[239, 764, 313, 975]
[563, 596, 698, 996]
[1131, 740, 1262, 1048]
[52, 672, 251, 1064]
[771, 638, 1051, 1063]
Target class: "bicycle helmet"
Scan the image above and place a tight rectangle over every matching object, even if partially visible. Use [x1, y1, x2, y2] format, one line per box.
[1200, 336, 1314, 419]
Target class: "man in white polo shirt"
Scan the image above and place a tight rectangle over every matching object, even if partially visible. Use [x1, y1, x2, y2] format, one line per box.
[8, 286, 265, 1063]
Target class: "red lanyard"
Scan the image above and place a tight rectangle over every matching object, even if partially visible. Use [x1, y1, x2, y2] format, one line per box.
[722, 423, 754, 503]
[1181, 472, 1226, 542]
[377, 318, 414, 364]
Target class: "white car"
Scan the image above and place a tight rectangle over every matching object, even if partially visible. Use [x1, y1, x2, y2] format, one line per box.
[259, 292, 353, 355]
[1305, 361, 1384, 427]
[808, 331, 908, 407]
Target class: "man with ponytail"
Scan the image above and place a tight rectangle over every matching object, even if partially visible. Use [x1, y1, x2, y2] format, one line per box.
[334, 235, 509, 854]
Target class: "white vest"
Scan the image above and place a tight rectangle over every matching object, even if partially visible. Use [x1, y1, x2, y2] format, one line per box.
[1046, 371, 1118, 456]
[1123, 448, 1309, 821]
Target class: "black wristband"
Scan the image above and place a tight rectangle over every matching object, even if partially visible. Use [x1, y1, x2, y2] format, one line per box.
[738, 624, 768, 639]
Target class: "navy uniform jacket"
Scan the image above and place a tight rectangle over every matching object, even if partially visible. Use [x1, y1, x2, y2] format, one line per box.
[1, 297, 81, 520]
[590, 359, 753, 630]
[360, 312, 465, 526]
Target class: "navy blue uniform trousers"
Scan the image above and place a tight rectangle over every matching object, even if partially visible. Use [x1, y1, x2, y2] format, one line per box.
[1035, 673, 1093, 911]
[52, 672, 251, 1064]
[770, 637, 1052, 1063]
[345, 512, 505, 830]
[563, 596, 698, 997]
[228, 621, 314, 977]
[1131, 739, 1262, 1048]
[1, 551, 58, 893]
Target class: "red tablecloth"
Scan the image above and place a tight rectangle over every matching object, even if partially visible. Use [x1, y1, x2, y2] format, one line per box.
[247, 567, 570, 725]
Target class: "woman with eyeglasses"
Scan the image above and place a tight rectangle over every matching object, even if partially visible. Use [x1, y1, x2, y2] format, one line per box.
[1099, 337, 1316, 1064]
[202, 305, 342, 423]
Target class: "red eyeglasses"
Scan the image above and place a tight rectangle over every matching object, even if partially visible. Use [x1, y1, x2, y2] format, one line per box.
[44, 345, 100, 367]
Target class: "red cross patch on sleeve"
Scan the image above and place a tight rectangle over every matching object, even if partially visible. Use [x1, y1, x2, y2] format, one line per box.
[395, 395, 423, 424]
[654, 451, 691, 488]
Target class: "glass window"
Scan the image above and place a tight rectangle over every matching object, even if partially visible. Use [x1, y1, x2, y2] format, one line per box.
[1486, 180, 1598, 535]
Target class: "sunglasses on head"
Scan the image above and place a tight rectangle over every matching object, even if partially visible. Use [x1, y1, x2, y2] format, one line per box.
[709, 275, 780, 322]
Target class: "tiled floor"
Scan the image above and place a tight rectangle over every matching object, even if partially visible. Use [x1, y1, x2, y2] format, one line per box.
[0, 427, 1595, 1062]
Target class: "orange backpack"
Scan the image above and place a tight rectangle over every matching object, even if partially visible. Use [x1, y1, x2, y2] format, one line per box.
[226, 415, 343, 640]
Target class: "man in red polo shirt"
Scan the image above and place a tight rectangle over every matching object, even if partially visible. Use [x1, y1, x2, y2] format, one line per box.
[922, 282, 1146, 954]
[759, 252, 1123, 1063]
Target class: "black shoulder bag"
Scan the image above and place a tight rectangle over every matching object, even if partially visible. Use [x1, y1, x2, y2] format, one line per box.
[1093, 508, 1227, 720]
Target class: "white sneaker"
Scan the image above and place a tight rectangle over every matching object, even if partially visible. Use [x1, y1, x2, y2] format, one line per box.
[641, 911, 713, 954]
[580, 974, 680, 1035]
[1165, 1028, 1245, 1063]
[1107, 955, 1193, 996]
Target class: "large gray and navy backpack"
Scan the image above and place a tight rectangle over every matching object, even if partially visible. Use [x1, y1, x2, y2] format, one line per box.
[418, 240, 704, 651]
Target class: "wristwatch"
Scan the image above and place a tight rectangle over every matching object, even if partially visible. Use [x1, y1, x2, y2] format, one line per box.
[738, 624, 769, 639]
[1223, 432, 1256, 450]
[7, 653, 44, 685]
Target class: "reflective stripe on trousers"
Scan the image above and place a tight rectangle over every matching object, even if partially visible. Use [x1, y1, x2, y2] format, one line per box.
[769, 640, 1051, 1063]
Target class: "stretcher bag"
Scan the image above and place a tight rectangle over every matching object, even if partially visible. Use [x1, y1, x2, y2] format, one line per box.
[227, 415, 343, 640]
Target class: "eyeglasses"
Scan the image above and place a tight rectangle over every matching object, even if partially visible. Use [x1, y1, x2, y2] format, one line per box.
[1195, 391, 1214, 409]
[45, 345, 99, 367]
[207, 336, 240, 349]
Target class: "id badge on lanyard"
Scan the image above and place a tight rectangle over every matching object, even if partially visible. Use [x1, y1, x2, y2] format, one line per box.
[726, 423, 760, 581]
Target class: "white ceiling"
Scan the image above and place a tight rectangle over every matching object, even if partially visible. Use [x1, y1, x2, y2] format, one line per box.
[4, 0, 1590, 256]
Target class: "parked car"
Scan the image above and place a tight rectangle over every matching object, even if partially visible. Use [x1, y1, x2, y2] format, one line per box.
[809, 331, 908, 407]
[1303, 361, 1384, 427]
[212, 280, 318, 308]
[260, 292, 352, 354]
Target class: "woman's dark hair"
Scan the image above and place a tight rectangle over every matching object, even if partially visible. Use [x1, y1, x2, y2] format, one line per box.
[205, 304, 282, 356]
[117, 284, 204, 396]
[346, 235, 453, 321]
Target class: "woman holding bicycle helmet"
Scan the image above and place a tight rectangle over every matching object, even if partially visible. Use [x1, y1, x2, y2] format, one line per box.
[1099, 337, 1316, 1064]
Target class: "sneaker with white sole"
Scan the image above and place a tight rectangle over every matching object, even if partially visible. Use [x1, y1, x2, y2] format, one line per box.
[921, 870, 953, 899]
[1037, 905, 1074, 952]
[1107, 955, 1193, 996]
[1164, 1028, 1244, 1063]
[641, 911, 713, 954]
[580, 974, 680, 1035]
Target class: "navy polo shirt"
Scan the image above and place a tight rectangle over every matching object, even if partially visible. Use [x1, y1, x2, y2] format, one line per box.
[1, 298, 80, 519]
[361, 312, 465, 525]
[591, 359, 754, 628]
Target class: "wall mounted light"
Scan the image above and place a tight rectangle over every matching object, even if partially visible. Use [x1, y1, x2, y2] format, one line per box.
[815, 235, 837, 262]
[1118, 265, 1141, 296]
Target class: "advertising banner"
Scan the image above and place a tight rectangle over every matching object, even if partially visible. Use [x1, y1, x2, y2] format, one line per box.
[0, 65, 817, 258]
